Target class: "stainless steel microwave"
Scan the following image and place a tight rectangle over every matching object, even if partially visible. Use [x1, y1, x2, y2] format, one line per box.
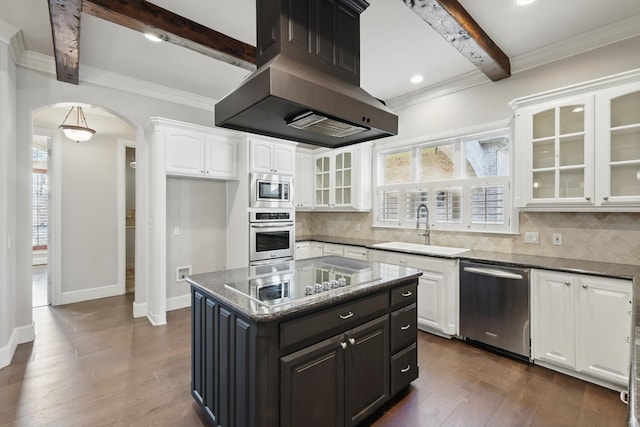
[250, 173, 293, 208]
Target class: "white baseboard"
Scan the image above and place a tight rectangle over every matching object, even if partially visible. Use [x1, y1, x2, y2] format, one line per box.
[58, 284, 124, 306]
[132, 301, 147, 318]
[166, 293, 191, 312]
[133, 294, 191, 326]
[0, 322, 35, 369]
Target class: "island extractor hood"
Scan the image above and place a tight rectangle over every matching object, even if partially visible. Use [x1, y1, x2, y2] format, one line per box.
[215, 0, 398, 149]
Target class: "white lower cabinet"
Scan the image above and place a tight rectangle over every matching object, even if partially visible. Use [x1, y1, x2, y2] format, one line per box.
[295, 241, 323, 260]
[320, 243, 368, 260]
[368, 250, 458, 336]
[531, 269, 632, 388]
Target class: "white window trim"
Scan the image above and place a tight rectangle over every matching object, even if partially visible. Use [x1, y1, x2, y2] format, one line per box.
[372, 123, 518, 234]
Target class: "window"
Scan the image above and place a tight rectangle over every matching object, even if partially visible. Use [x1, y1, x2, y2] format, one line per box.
[375, 128, 513, 233]
[32, 145, 48, 249]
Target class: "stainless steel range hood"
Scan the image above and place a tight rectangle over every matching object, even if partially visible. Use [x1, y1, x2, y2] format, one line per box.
[214, 0, 398, 149]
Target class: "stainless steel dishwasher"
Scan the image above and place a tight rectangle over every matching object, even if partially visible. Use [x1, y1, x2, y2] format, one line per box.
[459, 261, 530, 360]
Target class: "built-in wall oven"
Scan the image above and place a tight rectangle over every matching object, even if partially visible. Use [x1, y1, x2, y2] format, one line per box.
[249, 210, 295, 266]
[250, 173, 293, 209]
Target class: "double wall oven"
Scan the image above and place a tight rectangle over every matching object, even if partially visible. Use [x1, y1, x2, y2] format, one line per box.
[248, 173, 295, 266]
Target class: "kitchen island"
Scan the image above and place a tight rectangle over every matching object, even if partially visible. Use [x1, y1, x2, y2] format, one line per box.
[186, 256, 423, 427]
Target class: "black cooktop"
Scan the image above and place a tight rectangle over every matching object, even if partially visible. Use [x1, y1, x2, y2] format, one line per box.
[224, 258, 381, 307]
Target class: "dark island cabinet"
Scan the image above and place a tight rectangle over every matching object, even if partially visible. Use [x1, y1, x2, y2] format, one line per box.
[281, 315, 390, 427]
[191, 277, 419, 427]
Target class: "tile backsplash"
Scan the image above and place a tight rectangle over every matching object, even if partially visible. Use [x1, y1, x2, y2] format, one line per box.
[296, 211, 640, 266]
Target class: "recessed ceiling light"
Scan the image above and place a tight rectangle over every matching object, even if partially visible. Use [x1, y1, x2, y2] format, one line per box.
[410, 75, 423, 84]
[514, 0, 535, 5]
[144, 32, 165, 42]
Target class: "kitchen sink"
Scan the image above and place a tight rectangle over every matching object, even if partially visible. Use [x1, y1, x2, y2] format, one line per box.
[371, 241, 470, 256]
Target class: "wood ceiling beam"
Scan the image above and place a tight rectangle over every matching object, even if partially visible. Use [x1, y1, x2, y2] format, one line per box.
[48, 0, 82, 85]
[83, 0, 257, 71]
[47, 0, 257, 85]
[403, 0, 511, 81]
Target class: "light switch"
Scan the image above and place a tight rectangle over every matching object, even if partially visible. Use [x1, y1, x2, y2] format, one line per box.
[174, 226, 181, 236]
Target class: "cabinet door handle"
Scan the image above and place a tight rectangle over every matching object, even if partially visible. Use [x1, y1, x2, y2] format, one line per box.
[585, 196, 591, 201]
[340, 311, 354, 320]
[401, 324, 411, 330]
[603, 196, 609, 201]
[399, 260, 407, 264]
[564, 281, 571, 286]
[348, 338, 356, 345]
[402, 291, 413, 297]
[400, 365, 411, 373]
[582, 283, 588, 289]
[627, 337, 631, 343]
[340, 342, 347, 349]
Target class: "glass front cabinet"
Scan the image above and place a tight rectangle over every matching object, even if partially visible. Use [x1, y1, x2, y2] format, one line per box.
[513, 74, 640, 210]
[595, 82, 640, 205]
[312, 143, 372, 211]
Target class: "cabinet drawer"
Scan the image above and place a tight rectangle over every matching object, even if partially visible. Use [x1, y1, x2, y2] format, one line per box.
[390, 303, 417, 354]
[391, 282, 417, 308]
[280, 292, 388, 351]
[390, 342, 418, 396]
[323, 243, 345, 256]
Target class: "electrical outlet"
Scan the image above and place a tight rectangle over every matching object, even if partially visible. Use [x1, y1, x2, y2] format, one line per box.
[176, 265, 192, 282]
[174, 226, 181, 236]
[553, 233, 563, 245]
[355, 223, 360, 232]
[524, 232, 539, 244]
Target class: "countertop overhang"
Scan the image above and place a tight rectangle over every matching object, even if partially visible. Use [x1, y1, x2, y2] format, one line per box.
[187, 256, 422, 323]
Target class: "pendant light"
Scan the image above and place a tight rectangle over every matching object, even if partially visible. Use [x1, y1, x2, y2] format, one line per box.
[59, 106, 96, 142]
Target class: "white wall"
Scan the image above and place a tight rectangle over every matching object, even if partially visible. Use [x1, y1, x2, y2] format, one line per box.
[389, 35, 640, 142]
[0, 38, 22, 368]
[6, 64, 217, 366]
[166, 177, 227, 307]
[59, 133, 118, 295]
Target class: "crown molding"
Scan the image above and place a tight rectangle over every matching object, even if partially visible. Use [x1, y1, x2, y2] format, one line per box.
[0, 18, 25, 64]
[511, 14, 640, 73]
[387, 70, 488, 111]
[17, 50, 218, 111]
[388, 14, 640, 111]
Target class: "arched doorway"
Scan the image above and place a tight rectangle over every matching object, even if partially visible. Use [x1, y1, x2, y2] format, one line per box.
[31, 103, 137, 307]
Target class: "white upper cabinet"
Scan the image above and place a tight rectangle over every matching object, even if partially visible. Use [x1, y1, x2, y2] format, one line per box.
[514, 95, 595, 207]
[512, 71, 640, 210]
[157, 118, 238, 180]
[313, 142, 372, 211]
[249, 136, 296, 175]
[295, 150, 314, 209]
[594, 82, 640, 206]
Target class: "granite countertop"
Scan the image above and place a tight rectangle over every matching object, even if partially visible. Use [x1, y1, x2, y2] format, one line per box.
[297, 235, 640, 425]
[186, 256, 422, 323]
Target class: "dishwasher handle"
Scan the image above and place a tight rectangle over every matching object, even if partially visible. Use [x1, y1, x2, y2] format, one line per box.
[463, 266, 524, 280]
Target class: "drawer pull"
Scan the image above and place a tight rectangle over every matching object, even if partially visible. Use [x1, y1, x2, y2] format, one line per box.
[340, 311, 354, 320]
[399, 260, 407, 264]
[400, 324, 411, 330]
[400, 365, 411, 373]
[401, 291, 413, 297]
[348, 338, 356, 345]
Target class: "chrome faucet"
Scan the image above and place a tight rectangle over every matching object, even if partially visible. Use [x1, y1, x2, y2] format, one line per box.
[416, 204, 430, 245]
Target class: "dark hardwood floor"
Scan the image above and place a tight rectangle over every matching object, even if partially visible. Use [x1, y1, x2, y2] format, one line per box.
[0, 293, 628, 426]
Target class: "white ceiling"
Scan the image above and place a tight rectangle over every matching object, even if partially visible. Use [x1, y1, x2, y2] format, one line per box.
[2, 0, 640, 108]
